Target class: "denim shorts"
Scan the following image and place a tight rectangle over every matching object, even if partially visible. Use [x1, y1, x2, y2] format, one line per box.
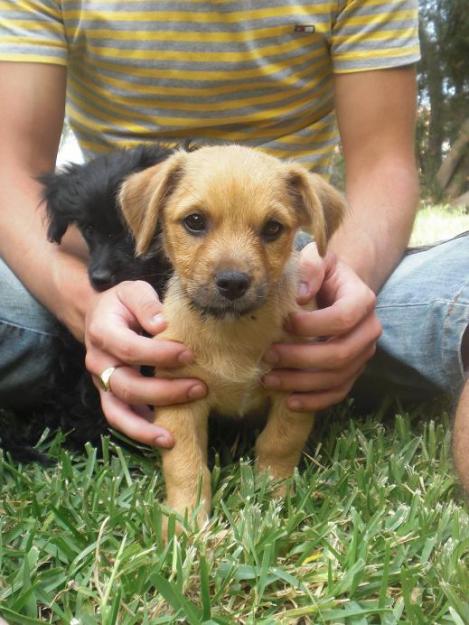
[358, 231, 469, 401]
[0, 232, 467, 407]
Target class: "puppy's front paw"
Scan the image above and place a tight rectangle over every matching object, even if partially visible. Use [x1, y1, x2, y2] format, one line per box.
[162, 498, 211, 541]
[162, 475, 212, 541]
[255, 460, 294, 498]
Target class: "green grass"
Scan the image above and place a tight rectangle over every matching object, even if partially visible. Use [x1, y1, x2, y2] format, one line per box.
[1, 206, 468, 624]
[1, 407, 468, 625]
[410, 204, 469, 246]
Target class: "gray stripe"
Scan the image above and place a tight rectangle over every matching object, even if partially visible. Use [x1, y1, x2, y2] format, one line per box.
[0, 43, 66, 58]
[67, 74, 333, 122]
[68, 79, 332, 123]
[80, 45, 326, 72]
[62, 0, 335, 14]
[336, 18, 419, 35]
[69, 49, 329, 88]
[266, 135, 338, 154]
[83, 33, 326, 53]
[335, 37, 418, 53]
[71, 78, 328, 107]
[63, 13, 332, 32]
[334, 52, 420, 71]
[334, 0, 418, 20]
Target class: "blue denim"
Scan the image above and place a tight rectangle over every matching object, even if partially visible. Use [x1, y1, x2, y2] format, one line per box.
[360, 231, 469, 399]
[0, 233, 467, 408]
[0, 259, 60, 408]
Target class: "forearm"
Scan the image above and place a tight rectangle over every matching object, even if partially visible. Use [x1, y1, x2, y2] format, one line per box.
[329, 156, 419, 292]
[0, 166, 94, 341]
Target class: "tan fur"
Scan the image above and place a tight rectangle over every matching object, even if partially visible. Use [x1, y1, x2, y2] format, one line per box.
[120, 145, 346, 532]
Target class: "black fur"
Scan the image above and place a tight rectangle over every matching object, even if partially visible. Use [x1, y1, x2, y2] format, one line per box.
[40, 143, 174, 293]
[3, 144, 179, 463]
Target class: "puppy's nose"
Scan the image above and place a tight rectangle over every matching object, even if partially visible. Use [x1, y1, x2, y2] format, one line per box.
[90, 269, 114, 291]
[215, 271, 251, 300]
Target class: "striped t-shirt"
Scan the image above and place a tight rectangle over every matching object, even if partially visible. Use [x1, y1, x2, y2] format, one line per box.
[0, 0, 420, 172]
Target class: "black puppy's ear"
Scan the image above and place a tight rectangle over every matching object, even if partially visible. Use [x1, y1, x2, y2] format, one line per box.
[119, 151, 186, 255]
[38, 171, 74, 243]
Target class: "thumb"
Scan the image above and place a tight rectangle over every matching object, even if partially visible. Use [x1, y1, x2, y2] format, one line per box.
[115, 280, 167, 335]
[296, 242, 327, 305]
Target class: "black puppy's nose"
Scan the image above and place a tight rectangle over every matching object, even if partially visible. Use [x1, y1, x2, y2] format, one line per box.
[90, 269, 114, 291]
[215, 271, 251, 300]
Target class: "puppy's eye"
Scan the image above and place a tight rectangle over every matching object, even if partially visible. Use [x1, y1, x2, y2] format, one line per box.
[261, 219, 284, 242]
[183, 213, 207, 235]
[83, 224, 95, 238]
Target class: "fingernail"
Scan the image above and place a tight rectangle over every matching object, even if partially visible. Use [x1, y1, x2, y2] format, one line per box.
[178, 350, 193, 365]
[298, 281, 310, 298]
[288, 397, 302, 411]
[154, 434, 171, 448]
[263, 374, 280, 388]
[264, 349, 279, 364]
[152, 313, 167, 331]
[188, 384, 206, 399]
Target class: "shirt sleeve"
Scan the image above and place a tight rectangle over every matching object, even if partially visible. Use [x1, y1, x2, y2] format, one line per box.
[0, 0, 67, 65]
[331, 0, 420, 73]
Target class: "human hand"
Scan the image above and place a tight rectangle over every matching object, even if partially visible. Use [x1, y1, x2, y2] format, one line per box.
[263, 243, 382, 411]
[84, 280, 207, 448]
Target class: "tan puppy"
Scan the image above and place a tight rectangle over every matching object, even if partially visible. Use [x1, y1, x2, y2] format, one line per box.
[120, 145, 345, 529]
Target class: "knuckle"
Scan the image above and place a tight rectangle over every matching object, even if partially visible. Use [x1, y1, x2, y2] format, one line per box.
[118, 341, 137, 363]
[333, 344, 352, 367]
[84, 352, 97, 374]
[118, 380, 134, 405]
[86, 320, 103, 345]
[336, 309, 358, 333]
[372, 317, 383, 340]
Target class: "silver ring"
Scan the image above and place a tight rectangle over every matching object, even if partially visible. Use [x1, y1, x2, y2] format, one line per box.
[98, 366, 120, 392]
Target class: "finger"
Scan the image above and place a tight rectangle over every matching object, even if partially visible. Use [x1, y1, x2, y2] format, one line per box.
[289, 282, 377, 338]
[296, 243, 330, 304]
[286, 378, 358, 412]
[115, 280, 167, 336]
[100, 391, 175, 448]
[86, 326, 193, 368]
[265, 312, 380, 369]
[95, 366, 207, 407]
[263, 360, 367, 393]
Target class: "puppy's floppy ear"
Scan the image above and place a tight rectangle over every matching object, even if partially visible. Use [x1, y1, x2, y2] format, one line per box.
[119, 152, 186, 255]
[285, 165, 346, 256]
[39, 171, 75, 243]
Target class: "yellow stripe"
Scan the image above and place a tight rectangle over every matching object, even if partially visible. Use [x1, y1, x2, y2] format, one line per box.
[85, 36, 322, 63]
[70, 101, 334, 147]
[72, 24, 296, 42]
[274, 128, 336, 145]
[0, 20, 64, 34]
[70, 65, 329, 113]
[264, 143, 336, 159]
[67, 78, 332, 128]
[0, 52, 66, 64]
[76, 58, 329, 98]
[335, 44, 420, 61]
[0, 35, 65, 48]
[333, 27, 418, 45]
[0, 0, 60, 19]
[77, 54, 326, 96]
[333, 11, 418, 27]
[78, 45, 325, 81]
[61, 6, 334, 21]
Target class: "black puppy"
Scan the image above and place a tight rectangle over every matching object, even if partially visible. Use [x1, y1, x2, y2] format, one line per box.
[41, 143, 174, 293]
[3, 145, 177, 462]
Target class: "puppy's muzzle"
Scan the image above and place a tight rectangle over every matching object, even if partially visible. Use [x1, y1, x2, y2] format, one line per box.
[215, 271, 251, 301]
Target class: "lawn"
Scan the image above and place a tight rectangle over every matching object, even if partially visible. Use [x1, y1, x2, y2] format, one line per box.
[1, 207, 468, 625]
